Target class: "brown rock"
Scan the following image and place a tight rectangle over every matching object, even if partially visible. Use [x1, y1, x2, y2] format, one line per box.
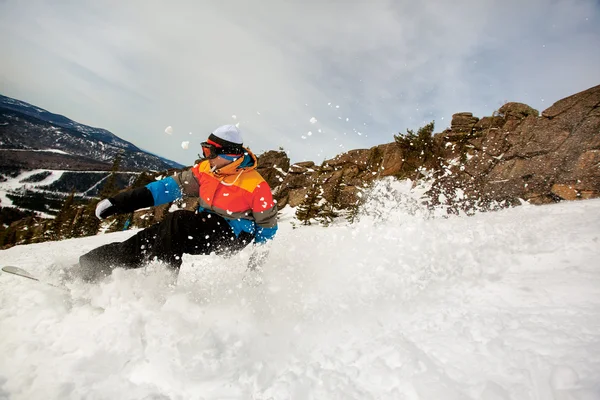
[551, 184, 579, 200]
[497, 102, 539, 120]
[280, 172, 315, 189]
[327, 149, 370, 170]
[287, 188, 310, 207]
[542, 85, 600, 119]
[257, 150, 290, 170]
[576, 150, 600, 171]
[441, 130, 470, 143]
[379, 143, 405, 177]
[580, 190, 598, 199]
[474, 116, 504, 131]
[257, 150, 290, 190]
[526, 193, 556, 205]
[289, 161, 316, 173]
[451, 112, 479, 132]
[292, 161, 316, 168]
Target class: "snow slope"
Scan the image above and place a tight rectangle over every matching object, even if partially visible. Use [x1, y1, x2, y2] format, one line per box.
[0, 169, 65, 208]
[0, 182, 599, 400]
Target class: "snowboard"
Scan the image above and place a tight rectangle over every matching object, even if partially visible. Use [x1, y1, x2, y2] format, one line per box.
[1, 266, 66, 289]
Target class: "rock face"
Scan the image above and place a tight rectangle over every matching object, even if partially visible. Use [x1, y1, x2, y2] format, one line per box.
[451, 112, 479, 133]
[433, 84, 600, 207]
[255, 150, 290, 189]
[255, 143, 408, 209]
[255, 84, 600, 211]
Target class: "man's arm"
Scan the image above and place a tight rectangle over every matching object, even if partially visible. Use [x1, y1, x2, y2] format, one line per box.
[96, 186, 155, 219]
[96, 168, 199, 219]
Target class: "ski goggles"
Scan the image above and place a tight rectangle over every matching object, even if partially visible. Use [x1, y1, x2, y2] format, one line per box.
[200, 141, 243, 160]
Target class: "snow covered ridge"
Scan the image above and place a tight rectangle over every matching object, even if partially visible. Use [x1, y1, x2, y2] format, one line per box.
[1, 148, 70, 155]
[0, 94, 183, 171]
[0, 190, 599, 399]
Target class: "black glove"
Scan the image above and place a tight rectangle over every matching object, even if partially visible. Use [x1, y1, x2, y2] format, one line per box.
[95, 199, 119, 220]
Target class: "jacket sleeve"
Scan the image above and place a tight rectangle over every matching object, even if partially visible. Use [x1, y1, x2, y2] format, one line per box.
[172, 168, 201, 197]
[145, 177, 182, 206]
[251, 182, 278, 243]
[146, 168, 199, 206]
[109, 186, 155, 213]
[108, 168, 199, 212]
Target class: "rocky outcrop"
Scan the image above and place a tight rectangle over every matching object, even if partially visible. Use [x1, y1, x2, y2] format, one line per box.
[255, 150, 289, 189]
[256, 143, 407, 209]
[498, 102, 540, 120]
[255, 84, 600, 211]
[432, 85, 600, 207]
[451, 112, 479, 133]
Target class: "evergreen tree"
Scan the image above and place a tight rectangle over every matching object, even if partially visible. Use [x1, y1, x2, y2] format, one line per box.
[87, 153, 127, 234]
[296, 161, 332, 225]
[0, 224, 17, 248]
[295, 181, 322, 225]
[346, 199, 361, 224]
[394, 121, 435, 157]
[21, 216, 36, 244]
[71, 201, 100, 237]
[99, 153, 123, 199]
[69, 206, 86, 238]
[367, 146, 384, 174]
[51, 191, 76, 240]
[317, 177, 343, 226]
[393, 121, 439, 177]
[131, 170, 154, 189]
[346, 184, 370, 224]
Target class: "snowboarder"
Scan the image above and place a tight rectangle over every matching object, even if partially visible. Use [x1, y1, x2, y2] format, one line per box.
[77, 125, 278, 281]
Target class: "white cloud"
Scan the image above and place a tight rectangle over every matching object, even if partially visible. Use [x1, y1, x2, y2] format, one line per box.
[0, 0, 599, 164]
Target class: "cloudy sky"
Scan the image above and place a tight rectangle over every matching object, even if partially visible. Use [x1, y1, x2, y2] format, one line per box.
[1, 0, 599, 164]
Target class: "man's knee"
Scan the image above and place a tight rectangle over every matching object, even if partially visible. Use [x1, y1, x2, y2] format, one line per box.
[161, 210, 193, 226]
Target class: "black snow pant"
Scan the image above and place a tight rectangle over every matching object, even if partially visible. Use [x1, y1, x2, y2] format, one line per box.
[78, 210, 254, 281]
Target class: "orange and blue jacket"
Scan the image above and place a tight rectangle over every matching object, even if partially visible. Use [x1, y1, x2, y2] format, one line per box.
[145, 148, 278, 243]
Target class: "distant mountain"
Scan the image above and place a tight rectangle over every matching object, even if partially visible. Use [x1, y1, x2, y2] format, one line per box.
[0, 94, 184, 171]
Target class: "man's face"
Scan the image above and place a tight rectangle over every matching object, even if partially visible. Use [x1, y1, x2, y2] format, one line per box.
[209, 156, 233, 170]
